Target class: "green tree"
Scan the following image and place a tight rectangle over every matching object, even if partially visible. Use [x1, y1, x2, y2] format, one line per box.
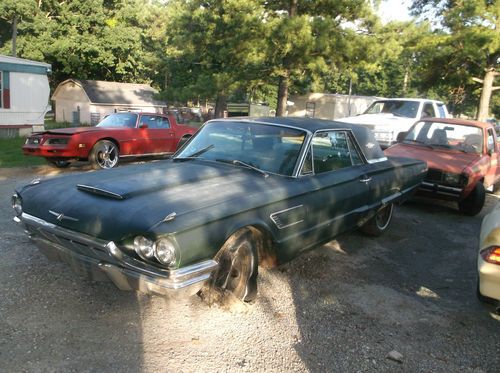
[263, 0, 375, 116]
[411, 0, 499, 119]
[160, 0, 267, 117]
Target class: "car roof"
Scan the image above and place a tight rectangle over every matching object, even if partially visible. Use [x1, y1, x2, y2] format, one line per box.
[216, 116, 373, 133]
[373, 98, 444, 104]
[209, 116, 387, 162]
[417, 117, 492, 130]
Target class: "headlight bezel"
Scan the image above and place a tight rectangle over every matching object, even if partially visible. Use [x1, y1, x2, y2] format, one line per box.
[11, 194, 23, 216]
[443, 172, 467, 187]
[132, 235, 178, 268]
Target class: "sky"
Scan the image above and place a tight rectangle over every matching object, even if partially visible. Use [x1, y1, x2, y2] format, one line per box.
[376, 0, 413, 23]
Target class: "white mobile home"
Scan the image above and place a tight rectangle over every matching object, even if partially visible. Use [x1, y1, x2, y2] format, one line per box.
[0, 55, 51, 137]
[52, 79, 166, 125]
[287, 93, 380, 120]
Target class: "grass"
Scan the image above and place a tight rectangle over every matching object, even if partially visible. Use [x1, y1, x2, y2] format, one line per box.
[0, 137, 46, 168]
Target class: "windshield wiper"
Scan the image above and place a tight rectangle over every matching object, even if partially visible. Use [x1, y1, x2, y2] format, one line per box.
[216, 159, 269, 178]
[173, 144, 214, 161]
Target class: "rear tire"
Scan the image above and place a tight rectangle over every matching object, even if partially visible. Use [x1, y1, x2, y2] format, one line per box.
[89, 140, 119, 169]
[361, 203, 394, 236]
[458, 183, 485, 216]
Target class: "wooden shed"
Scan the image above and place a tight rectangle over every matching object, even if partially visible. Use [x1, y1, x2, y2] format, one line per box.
[0, 55, 51, 137]
[52, 79, 166, 125]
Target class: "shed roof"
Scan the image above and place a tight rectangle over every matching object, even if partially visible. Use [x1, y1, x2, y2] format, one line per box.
[0, 54, 51, 68]
[55, 79, 165, 106]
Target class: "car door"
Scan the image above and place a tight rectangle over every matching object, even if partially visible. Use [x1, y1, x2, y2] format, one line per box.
[138, 114, 176, 154]
[485, 127, 500, 187]
[298, 130, 370, 245]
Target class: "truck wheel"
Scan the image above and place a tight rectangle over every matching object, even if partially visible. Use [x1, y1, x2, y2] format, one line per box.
[89, 140, 119, 169]
[205, 228, 258, 303]
[361, 203, 394, 236]
[458, 183, 485, 216]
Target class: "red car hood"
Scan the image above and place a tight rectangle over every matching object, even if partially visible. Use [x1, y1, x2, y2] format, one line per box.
[385, 143, 480, 174]
[35, 127, 118, 135]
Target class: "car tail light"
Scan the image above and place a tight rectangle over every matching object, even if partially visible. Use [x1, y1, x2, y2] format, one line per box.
[480, 246, 500, 265]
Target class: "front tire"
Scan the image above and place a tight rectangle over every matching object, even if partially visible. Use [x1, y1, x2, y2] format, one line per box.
[458, 183, 485, 216]
[206, 228, 259, 302]
[89, 140, 119, 169]
[361, 203, 394, 236]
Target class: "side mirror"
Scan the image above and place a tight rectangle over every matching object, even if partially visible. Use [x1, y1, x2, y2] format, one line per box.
[139, 123, 148, 129]
[396, 131, 408, 143]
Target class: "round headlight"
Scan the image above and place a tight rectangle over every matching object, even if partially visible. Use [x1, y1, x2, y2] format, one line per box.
[11, 194, 23, 216]
[133, 236, 154, 259]
[154, 238, 177, 266]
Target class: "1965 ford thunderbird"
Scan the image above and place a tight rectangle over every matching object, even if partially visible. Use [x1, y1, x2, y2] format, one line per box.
[12, 117, 427, 301]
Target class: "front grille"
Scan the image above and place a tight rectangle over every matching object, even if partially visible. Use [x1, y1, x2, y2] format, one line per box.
[22, 213, 108, 256]
[426, 168, 443, 183]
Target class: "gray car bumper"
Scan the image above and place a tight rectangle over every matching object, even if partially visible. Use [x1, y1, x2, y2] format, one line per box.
[14, 213, 218, 297]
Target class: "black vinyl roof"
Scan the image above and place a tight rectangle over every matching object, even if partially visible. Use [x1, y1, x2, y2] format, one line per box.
[213, 116, 387, 161]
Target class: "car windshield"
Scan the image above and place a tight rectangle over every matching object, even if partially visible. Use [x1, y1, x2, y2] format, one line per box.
[175, 121, 307, 176]
[404, 121, 483, 154]
[96, 113, 138, 128]
[364, 100, 420, 118]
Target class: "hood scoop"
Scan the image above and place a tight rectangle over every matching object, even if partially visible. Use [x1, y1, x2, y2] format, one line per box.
[77, 184, 125, 200]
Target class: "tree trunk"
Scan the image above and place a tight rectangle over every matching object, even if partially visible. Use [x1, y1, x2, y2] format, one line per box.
[12, 15, 17, 57]
[214, 94, 227, 119]
[276, 72, 289, 117]
[476, 69, 498, 122]
[275, 0, 297, 117]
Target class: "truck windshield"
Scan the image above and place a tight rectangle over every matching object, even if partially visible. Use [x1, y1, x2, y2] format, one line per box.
[405, 121, 483, 154]
[364, 100, 420, 118]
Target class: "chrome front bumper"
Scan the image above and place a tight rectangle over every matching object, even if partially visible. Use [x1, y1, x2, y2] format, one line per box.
[14, 213, 218, 297]
[419, 181, 463, 198]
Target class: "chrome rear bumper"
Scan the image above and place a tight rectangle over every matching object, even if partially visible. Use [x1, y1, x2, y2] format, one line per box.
[15, 213, 217, 297]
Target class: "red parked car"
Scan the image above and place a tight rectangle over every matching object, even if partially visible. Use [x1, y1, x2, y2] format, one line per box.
[23, 112, 197, 169]
[385, 118, 500, 216]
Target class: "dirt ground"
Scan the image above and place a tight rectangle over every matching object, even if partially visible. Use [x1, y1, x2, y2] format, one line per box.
[1, 164, 499, 372]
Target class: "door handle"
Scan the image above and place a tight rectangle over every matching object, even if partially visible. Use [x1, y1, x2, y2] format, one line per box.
[359, 176, 372, 183]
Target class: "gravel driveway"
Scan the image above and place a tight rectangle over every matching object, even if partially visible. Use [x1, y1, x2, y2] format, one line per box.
[1, 165, 499, 372]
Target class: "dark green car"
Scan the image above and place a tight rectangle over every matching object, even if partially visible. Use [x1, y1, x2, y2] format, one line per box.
[12, 117, 426, 301]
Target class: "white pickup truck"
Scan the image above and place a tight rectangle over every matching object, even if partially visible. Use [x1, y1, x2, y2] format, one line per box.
[338, 98, 450, 148]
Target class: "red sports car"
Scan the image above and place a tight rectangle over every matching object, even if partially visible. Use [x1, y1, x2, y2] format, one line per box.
[385, 118, 500, 215]
[23, 112, 197, 169]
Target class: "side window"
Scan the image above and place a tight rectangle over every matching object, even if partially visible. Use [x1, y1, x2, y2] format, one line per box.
[421, 103, 436, 118]
[487, 129, 495, 152]
[300, 147, 313, 175]
[311, 131, 362, 174]
[141, 115, 170, 129]
[437, 103, 446, 118]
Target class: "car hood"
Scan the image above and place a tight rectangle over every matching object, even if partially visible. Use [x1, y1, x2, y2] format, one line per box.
[33, 127, 119, 136]
[17, 160, 294, 241]
[338, 114, 415, 129]
[385, 143, 480, 173]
